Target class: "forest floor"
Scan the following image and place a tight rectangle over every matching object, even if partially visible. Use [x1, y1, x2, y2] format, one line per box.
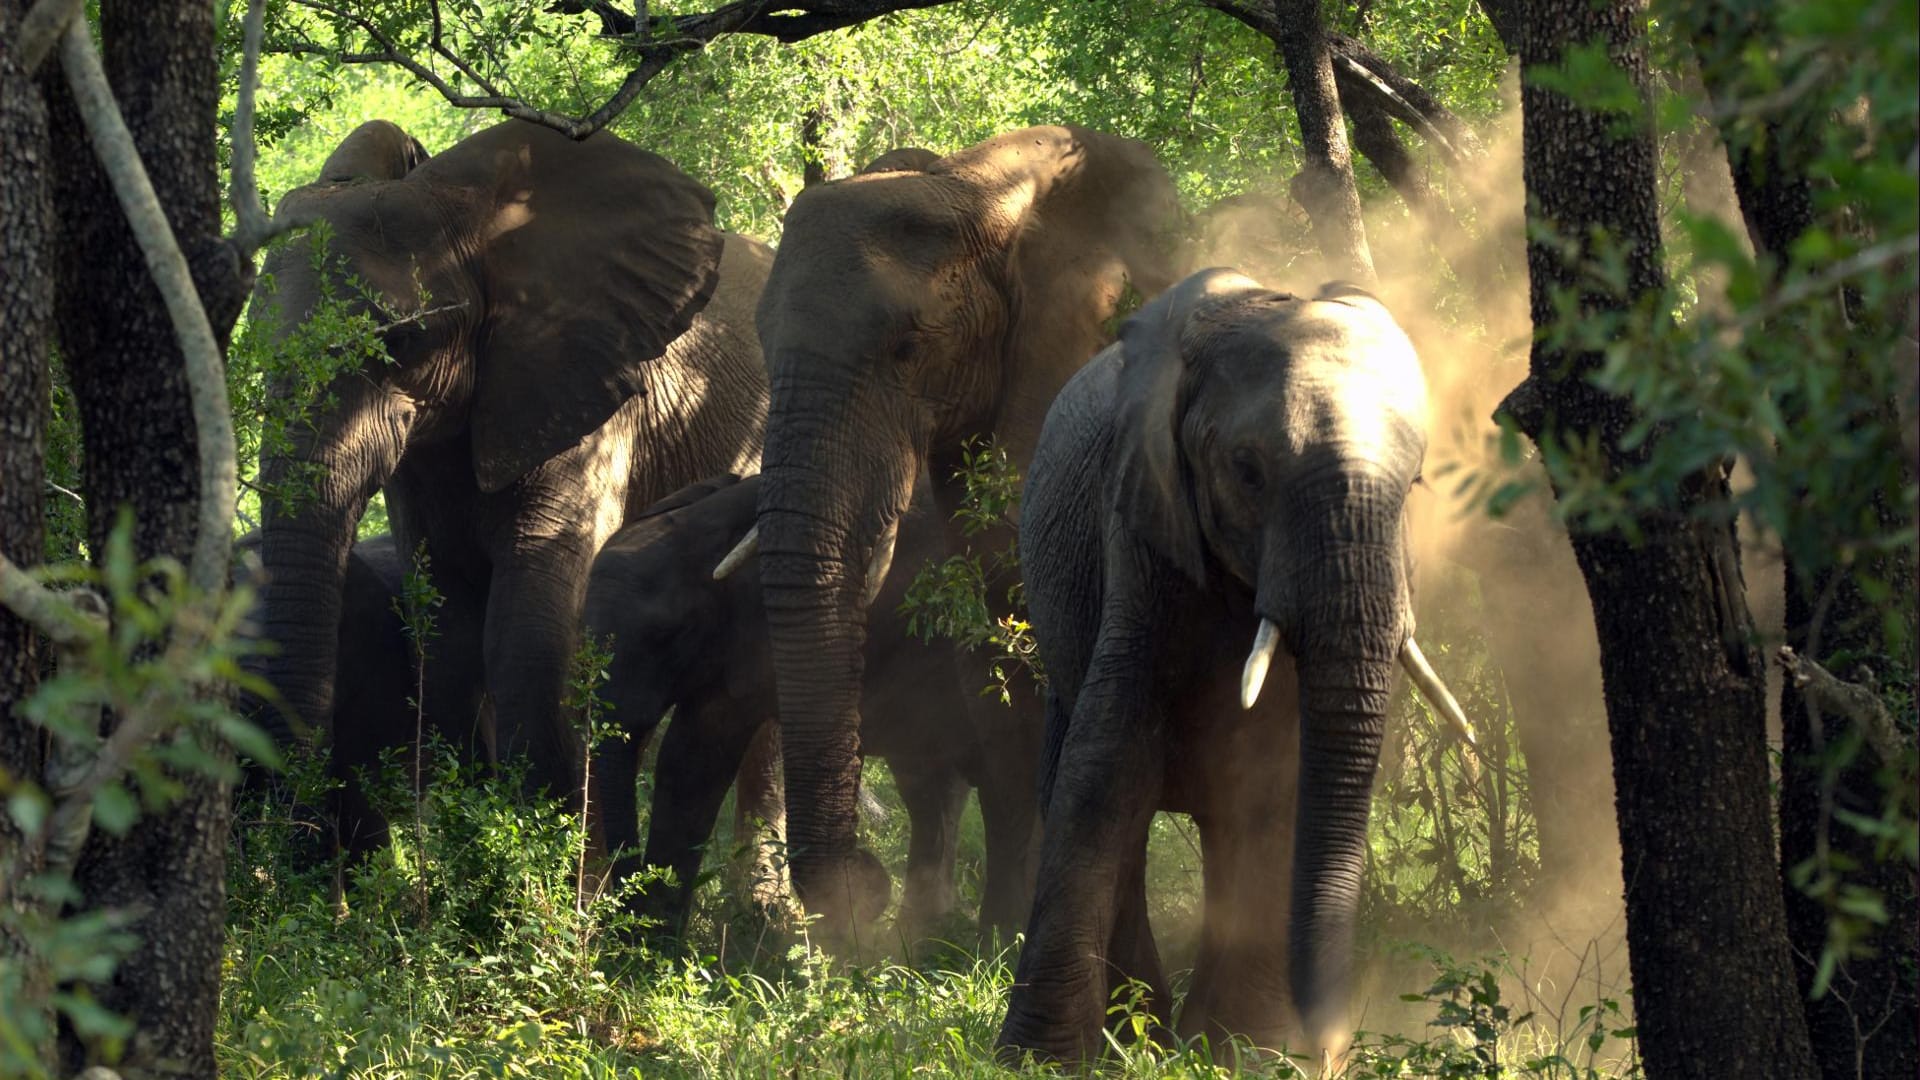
[218, 750, 1641, 1079]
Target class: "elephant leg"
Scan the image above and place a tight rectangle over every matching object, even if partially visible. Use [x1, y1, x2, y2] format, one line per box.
[593, 731, 649, 902]
[1105, 842, 1172, 1044]
[421, 573, 491, 764]
[974, 689, 1043, 946]
[893, 757, 970, 940]
[997, 660, 1165, 1063]
[1178, 771, 1297, 1057]
[638, 697, 762, 937]
[482, 540, 597, 809]
[730, 719, 787, 908]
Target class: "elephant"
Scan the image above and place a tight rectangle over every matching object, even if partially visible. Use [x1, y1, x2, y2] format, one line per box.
[246, 118, 771, 818]
[582, 473, 1041, 943]
[731, 124, 1187, 936]
[237, 532, 485, 896]
[993, 271, 1472, 1064]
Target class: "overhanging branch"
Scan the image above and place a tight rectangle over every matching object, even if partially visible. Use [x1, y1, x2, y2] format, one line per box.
[276, 0, 962, 139]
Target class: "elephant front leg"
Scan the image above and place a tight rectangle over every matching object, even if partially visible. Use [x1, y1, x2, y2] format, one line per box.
[1175, 810, 1297, 1045]
[639, 697, 764, 938]
[997, 643, 1166, 1063]
[730, 721, 788, 911]
[893, 759, 970, 942]
[483, 541, 598, 810]
[974, 689, 1044, 947]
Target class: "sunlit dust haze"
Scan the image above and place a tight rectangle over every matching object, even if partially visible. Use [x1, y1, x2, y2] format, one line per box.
[1180, 79, 1672, 1050]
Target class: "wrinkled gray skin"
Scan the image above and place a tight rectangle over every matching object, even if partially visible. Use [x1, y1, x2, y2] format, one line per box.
[239, 534, 485, 894]
[249, 119, 768, 813]
[752, 126, 1185, 940]
[997, 272, 1430, 1064]
[583, 474, 1041, 943]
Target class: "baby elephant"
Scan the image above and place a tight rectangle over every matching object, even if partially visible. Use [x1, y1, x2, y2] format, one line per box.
[583, 473, 1041, 942]
[997, 272, 1473, 1064]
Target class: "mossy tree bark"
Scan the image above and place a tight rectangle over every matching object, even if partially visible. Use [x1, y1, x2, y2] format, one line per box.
[1505, 0, 1819, 1075]
[34, 1, 253, 1072]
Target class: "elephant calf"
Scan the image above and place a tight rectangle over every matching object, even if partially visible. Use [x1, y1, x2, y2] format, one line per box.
[582, 474, 1041, 942]
[997, 272, 1472, 1064]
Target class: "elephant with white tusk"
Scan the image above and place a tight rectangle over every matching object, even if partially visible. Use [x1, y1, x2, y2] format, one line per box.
[997, 270, 1471, 1065]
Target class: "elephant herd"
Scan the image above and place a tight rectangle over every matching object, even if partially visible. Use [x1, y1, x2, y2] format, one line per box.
[243, 116, 1471, 1065]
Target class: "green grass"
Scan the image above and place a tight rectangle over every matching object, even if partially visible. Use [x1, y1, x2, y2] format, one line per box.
[219, 744, 1639, 1078]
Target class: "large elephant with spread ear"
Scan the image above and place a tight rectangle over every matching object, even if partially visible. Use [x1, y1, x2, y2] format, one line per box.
[995, 271, 1472, 1063]
[731, 125, 1185, 938]
[248, 118, 769, 809]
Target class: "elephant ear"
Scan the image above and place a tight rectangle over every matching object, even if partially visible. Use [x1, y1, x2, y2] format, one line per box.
[425, 121, 723, 493]
[1107, 268, 1265, 583]
[971, 126, 1188, 466]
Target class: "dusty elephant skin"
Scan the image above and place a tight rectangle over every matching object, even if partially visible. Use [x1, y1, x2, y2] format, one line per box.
[246, 119, 770, 817]
[996, 272, 1442, 1065]
[750, 126, 1185, 942]
[583, 473, 1042, 944]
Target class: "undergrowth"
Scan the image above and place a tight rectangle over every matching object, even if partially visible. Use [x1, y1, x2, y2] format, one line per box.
[221, 749, 1641, 1078]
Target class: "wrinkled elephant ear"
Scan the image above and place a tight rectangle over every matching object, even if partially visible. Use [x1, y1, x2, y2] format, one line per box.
[1107, 267, 1267, 582]
[317, 120, 432, 184]
[435, 121, 724, 493]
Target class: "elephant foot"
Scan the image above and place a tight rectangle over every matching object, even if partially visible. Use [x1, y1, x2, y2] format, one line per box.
[791, 849, 892, 956]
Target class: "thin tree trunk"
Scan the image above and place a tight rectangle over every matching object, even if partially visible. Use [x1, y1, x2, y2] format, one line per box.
[1269, 0, 1375, 283]
[1682, 7, 1920, 1073]
[38, 2, 252, 1072]
[0, 0, 57, 1062]
[1506, 0, 1819, 1075]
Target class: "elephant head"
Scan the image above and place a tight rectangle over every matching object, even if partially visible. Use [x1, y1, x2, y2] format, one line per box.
[1111, 270, 1460, 1049]
[248, 119, 722, 744]
[744, 126, 1184, 935]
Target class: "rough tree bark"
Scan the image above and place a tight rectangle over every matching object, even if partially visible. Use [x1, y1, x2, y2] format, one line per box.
[1681, 6, 1920, 1074]
[1502, 0, 1819, 1076]
[34, 1, 253, 1072]
[0, 0, 56, 1055]
[1269, 0, 1375, 282]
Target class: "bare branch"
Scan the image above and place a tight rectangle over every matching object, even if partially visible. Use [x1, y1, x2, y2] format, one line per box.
[59, 18, 237, 596]
[0, 554, 103, 649]
[1332, 51, 1462, 163]
[1777, 646, 1913, 768]
[15, 0, 84, 73]
[227, 0, 278, 259]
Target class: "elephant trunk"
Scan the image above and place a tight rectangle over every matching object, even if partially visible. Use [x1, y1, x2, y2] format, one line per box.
[248, 382, 411, 749]
[754, 366, 916, 939]
[1271, 470, 1409, 1056]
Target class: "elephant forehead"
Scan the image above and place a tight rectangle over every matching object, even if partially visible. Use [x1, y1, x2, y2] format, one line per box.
[1199, 303, 1429, 440]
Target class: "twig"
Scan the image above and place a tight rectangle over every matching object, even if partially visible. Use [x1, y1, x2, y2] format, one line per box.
[60, 18, 237, 597]
[14, 0, 84, 73]
[1776, 646, 1912, 769]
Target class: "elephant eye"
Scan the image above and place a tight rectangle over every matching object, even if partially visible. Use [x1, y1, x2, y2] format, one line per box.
[1230, 448, 1264, 493]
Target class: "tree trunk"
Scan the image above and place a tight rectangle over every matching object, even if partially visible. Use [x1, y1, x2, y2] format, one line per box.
[1269, 0, 1375, 283]
[1683, 7, 1920, 1073]
[1, 0, 56, 1061]
[38, 2, 252, 1073]
[1506, 1, 1818, 1076]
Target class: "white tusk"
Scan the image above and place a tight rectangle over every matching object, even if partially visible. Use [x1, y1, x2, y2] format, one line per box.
[713, 525, 759, 580]
[863, 519, 899, 607]
[1241, 618, 1281, 710]
[1399, 637, 1478, 747]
